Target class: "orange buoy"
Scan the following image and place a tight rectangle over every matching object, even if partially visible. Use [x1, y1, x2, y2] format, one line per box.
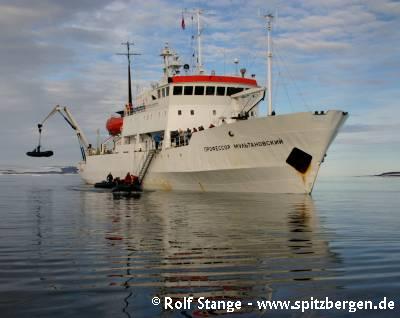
[106, 117, 123, 135]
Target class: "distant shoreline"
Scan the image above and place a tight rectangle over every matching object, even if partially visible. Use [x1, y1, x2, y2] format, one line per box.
[0, 166, 78, 175]
[374, 172, 400, 177]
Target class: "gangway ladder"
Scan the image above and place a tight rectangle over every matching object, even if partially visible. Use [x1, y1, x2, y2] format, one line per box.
[138, 149, 156, 185]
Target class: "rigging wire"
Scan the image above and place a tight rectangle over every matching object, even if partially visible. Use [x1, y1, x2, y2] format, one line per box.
[274, 48, 312, 112]
[273, 49, 295, 113]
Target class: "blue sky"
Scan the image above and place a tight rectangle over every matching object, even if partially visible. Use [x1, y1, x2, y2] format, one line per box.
[0, 0, 399, 176]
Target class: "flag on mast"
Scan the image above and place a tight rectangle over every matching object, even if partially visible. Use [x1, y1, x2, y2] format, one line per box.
[181, 13, 185, 30]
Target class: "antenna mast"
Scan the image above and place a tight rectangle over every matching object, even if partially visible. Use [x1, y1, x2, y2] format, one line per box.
[116, 42, 141, 106]
[196, 9, 204, 74]
[184, 9, 204, 74]
[265, 14, 274, 116]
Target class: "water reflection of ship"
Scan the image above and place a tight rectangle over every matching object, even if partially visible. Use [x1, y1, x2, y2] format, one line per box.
[81, 191, 340, 316]
[156, 195, 339, 315]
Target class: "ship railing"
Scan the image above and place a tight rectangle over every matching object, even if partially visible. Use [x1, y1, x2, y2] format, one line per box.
[125, 101, 160, 116]
[133, 138, 163, 153]
[126, 105, 145, 116]
[87, 135, 121, 156]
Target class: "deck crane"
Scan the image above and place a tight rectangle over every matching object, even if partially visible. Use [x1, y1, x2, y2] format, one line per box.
[26, 105, 90, 161]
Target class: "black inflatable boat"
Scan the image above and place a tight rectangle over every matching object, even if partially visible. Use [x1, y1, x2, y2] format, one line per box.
[94, 181, 116, 189]
[26, 150, 54, 157]
[112, 183, 142, 193]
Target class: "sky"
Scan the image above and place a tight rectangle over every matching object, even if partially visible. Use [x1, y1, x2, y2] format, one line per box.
[0, 0, 399, 176]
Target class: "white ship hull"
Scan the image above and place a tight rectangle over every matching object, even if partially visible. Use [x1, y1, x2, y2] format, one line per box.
[79, 110, 347, 194]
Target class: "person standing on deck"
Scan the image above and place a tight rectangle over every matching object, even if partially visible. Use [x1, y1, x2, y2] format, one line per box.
[154, 134, 161, 150]
[107, 172, 113, 183]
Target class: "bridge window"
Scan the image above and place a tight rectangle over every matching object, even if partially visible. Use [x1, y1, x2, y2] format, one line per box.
[190, 110, 194, 115]
[213, 110, 216, 115]
[195, 86, 204, 95]
[184, 86, 193, 95]
[173, 86, 183, 95]
[216, 86, 225, 96]
[178, 110, 182, 115]
[206, 86, 215, 95]
[227, 87, 244, 96]
[166, 86, 169, 96]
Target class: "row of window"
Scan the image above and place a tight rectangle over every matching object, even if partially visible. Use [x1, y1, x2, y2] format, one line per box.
[130, 108, 256, 119]
[176, 110, 256, 116]
[157, 86, 170, 99]
[173, 86, 245, 96]
[177, 109, 218, 116]
[154, 85, 247, 100]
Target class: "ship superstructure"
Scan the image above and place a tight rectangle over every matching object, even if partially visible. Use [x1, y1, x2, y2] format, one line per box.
[77, 13, 347, 193]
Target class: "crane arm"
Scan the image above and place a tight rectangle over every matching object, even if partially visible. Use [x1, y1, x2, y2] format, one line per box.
[230, 87, 265, 119]
[38, 105, 91, 160]
[61, 107, 90, 149]
[40, 105, 62, 126]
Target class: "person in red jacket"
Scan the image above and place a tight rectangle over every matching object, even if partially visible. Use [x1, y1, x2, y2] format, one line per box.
[124, 172, 132, 184]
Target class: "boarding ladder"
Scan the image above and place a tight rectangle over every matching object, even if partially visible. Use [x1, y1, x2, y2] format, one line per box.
[138, 149, 156, 184]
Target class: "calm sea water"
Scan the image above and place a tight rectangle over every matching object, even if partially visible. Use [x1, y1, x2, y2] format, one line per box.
[0, 175, 399, 317]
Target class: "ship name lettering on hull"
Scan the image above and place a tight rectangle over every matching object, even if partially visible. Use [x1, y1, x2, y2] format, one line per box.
[204, 138, 284, 152]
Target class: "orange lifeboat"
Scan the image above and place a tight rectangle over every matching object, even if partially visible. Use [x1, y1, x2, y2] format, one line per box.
[106, 117, 123, 135]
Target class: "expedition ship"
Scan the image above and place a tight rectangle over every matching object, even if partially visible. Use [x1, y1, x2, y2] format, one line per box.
[42, 13, 348, 193]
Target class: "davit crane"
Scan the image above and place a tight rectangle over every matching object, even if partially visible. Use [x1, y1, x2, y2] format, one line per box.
[26, 105, 90, 160]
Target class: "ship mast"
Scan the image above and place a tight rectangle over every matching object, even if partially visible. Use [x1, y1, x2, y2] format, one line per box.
[116, 42, 140, 106]
[184, 9, 204, 74]
[265, 14, 274, 116]
[196, 9, 204, 74]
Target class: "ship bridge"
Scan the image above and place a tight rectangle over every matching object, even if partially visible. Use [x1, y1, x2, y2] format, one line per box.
[116, 72, 264, 152]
